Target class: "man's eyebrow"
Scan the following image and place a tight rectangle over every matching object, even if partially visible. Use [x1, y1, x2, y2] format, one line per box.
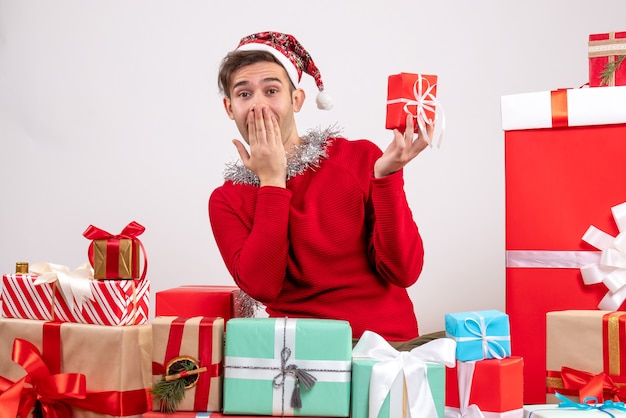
[232, 77, 284, 91]
[232, 80, 249, 90]
[261, 77, 283, 84]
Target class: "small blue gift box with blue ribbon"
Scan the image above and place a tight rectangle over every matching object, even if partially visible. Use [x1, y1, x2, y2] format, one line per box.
[444, 309, 511, 361]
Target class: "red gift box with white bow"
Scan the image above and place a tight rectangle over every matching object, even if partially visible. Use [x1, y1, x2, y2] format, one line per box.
[501, 86, 626, 403]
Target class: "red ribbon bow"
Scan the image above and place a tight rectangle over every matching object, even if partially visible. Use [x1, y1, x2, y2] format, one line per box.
[83, 221, 148, 280]
[0, 375, 28, 417]
[1, 323, 152, 417]
[562, 366, 626, 403]
[0, 338, 87, 418]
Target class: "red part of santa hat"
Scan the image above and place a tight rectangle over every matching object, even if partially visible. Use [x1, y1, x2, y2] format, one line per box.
[236, 31, 333, 110]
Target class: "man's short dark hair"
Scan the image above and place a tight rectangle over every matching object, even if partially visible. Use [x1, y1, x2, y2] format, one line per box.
[218, 50, 295, 98]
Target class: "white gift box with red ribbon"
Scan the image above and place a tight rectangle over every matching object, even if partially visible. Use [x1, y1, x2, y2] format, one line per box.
[501, 85, 626, 131]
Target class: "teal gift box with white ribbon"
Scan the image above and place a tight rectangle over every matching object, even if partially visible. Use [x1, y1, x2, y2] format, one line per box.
[444, 309, 511, 361]
[351, 331, 455, 418]
[223, 317, 352, 416]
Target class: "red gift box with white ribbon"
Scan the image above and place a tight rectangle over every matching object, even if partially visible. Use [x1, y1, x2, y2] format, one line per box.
[501, 86, 626, 403]
[385, 72, 444, 147]
[445, 357, 524, 417]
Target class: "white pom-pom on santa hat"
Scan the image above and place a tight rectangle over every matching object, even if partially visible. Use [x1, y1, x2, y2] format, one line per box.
[237, 31, 333, 111]
[315, 90, 333, 110]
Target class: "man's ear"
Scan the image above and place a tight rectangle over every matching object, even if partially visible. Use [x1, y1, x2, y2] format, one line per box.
[223, 97, 235, 120]
[292, 88, 306, 113]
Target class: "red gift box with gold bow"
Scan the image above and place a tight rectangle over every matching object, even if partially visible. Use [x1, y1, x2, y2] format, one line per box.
[546, 310, 626, 404]
[0, 318, 152, 417]
[83, 221, 148, 280]
[151, 317, 224, 412]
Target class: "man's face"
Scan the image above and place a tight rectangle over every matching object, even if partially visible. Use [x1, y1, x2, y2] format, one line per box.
[223, 61, 304, 146]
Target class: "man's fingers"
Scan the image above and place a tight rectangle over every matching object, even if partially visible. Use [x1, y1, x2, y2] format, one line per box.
[270, 112, 282, 145]
[246, 107, 257, 145]
[254, 106, 267, 142]
[262, 107, 277, 144]
[233, 139, 250, 162]
[405, 113, 415, 141]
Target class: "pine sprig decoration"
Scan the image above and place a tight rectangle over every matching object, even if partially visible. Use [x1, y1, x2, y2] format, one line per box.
[601, 55, 626, 86]
[152, 377, 188, 413]
[151, 357, 205, 413]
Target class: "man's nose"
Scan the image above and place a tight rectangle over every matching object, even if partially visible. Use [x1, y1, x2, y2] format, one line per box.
[251, 95, 268, 107]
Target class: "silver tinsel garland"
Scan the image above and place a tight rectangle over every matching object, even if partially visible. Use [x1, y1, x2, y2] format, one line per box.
[234, 289, 264, 318]
[223, 125, 342, 186]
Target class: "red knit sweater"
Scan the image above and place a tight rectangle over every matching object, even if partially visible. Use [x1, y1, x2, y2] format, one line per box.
[209, 136, 424, 341]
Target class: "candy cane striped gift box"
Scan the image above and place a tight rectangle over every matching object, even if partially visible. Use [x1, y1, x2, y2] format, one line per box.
[1, 272, 149, 325]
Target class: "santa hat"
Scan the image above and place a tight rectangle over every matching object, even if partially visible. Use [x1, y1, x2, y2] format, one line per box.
[236, 31, 333, 110]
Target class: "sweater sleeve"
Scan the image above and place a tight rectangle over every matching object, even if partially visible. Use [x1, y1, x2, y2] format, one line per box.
[368, 169, 424, 287]
[209, 185, 291, 303]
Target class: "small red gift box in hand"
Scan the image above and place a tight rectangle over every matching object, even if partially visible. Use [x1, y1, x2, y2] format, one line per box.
[386, 72, 443, 147]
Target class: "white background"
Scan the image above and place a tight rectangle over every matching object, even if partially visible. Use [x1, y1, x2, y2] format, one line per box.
[1, 1, 624, 334]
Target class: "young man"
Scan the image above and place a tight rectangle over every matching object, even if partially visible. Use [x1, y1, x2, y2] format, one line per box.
[209, 31, 433, 342]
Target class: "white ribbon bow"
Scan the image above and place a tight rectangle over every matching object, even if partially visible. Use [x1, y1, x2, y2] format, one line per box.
[580, 202, 626, 310]
[352, 330, 456, 418]
[444, 361, 485, 418]
[30, 261, 95, 310]
[387, 74, 446, 148]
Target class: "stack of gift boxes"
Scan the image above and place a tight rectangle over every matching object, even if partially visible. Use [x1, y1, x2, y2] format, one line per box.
[149, 286, 354, 417]
[501, 29, 626, 417]
[149, 285, 459, 418]
[0, 226, 570, 418]
[444, 309, 524, 417]
[1, 244, 496, 418]
[0, 221, 153, 417]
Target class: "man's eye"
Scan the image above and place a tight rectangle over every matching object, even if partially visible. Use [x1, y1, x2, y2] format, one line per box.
[267, 88, 278, 94]
[238, 92, 250, 98]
